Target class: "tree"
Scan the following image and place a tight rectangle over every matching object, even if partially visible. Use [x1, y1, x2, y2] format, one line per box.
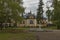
[46, 7, 53, 21]
[46, 0, 54, 21]
[0, 0, 24, 29]
[52, 0, 60, 29]
[37, 0, 44, 24]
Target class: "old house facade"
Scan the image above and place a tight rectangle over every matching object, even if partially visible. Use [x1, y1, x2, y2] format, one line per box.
[17, 12, 47, 28]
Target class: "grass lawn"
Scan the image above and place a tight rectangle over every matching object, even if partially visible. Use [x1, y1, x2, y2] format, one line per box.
[3, 28, 31, 30]
[0, 32, 36, 40]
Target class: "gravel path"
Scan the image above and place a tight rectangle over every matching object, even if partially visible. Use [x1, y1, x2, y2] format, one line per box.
[36, 30, 60, 40]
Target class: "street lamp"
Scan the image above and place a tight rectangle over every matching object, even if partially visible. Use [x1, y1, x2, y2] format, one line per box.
[39, 21, 41, 29]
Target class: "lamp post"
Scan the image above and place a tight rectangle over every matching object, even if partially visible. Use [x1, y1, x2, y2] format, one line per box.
[39, 21, 41, 29]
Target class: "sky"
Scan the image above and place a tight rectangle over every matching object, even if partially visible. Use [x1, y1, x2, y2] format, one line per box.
[23, 0, 53, 17]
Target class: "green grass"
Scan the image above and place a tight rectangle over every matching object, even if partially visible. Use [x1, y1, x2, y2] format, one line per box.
[0, 32, 36, 40]
[3, 27, 30, 30]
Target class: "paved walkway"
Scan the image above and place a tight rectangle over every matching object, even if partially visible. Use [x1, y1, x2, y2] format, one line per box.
[36, 31, 60, 40]
[29, 28, 53, 32]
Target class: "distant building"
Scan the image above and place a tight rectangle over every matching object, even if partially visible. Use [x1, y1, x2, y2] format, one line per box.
[17, 11, 47, 28]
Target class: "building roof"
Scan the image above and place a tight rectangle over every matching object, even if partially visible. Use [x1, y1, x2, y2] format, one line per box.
[23, 12, 36, 19]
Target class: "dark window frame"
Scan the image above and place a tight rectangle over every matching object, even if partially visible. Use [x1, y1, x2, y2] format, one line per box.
[30, 20, 34, 24]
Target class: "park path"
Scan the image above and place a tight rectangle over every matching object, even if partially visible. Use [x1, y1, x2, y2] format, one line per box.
[36, 30, 60, 40]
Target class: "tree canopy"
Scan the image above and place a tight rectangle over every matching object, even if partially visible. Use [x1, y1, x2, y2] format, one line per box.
[37, 0, 44, 24]
[0, 0, 24, 23]
[0, 0, 24, 29]
[52, 0, 60, 29]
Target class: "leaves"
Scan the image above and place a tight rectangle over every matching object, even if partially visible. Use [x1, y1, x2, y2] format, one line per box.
[0, 0, 24, 23]
[52, 0, 60, 29]
[37, 0, 44, 23]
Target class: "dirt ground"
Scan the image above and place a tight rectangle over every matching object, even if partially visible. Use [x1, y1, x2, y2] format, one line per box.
[36, 30, 60, 40]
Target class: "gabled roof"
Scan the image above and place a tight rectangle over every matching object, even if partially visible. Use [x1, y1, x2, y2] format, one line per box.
[23, 12, 36, 19]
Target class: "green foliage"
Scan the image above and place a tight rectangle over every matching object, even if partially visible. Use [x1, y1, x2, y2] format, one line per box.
[46, 7, 53, 21]
[0, 0, 24, 29]
[0, 0, 24, 22]
[37, 0, 44, 24]
[52, 0, 60, 29]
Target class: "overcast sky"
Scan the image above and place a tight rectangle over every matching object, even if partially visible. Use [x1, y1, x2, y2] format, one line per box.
[23, 0, 53, 17]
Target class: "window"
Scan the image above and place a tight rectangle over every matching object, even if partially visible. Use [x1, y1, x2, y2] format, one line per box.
[23, 21, 25, 24]
[30, 20, 33, 24]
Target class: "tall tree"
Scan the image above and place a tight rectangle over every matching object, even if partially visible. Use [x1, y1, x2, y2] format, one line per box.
[52, 0, 60, 29]
[46, 7, 53, 21]
[37, 0, 44, 24]
[46, 0, 54, 21]
[0, 0, 24, 29]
